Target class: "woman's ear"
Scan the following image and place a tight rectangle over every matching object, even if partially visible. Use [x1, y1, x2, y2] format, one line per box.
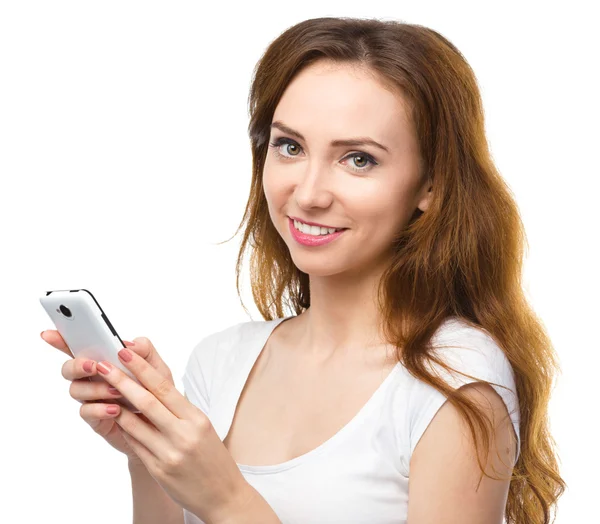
[417, 183, 433, 213]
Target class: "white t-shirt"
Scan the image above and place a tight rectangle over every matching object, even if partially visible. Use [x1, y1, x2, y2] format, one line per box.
[181, 316, 520, 524]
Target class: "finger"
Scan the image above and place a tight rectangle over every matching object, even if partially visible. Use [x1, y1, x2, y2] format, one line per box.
[41, 330, 71, 356]
[95, 359, 176, 435]
[120, 431, 153, 469]
[69, 378, 123, 402]
[118, 348, 192, 420]
[114, 407, 158, 467]
[61, 358, 97, 381]
[128, 338, 174, 382]
[118, 347, 198, 425]
[79, 401, 124, 428]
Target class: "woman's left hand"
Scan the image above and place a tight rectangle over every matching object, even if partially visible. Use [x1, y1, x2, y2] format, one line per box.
[94, 338, 255, 523]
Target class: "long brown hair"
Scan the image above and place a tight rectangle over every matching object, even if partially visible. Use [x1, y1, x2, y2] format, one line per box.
[218, 17, 566, 523]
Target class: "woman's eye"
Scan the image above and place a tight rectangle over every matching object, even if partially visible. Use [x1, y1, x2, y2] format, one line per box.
[268, 137, 378, 173]
[268, 138, 302, 159]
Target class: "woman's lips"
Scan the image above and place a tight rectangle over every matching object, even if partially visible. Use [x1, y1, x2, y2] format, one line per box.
[288, 217, 347, 247]
[288, 215, 345, 230]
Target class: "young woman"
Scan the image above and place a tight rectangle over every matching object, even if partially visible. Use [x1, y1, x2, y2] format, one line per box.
[43, 17, 565, 524]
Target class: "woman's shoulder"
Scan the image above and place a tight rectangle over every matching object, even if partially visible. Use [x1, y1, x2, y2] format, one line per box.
[182, 317, 283, 413]
[188, 317, 284, 365]
[429, 316, 512, 371]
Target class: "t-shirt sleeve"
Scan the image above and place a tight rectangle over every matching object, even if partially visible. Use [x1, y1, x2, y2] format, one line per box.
[181, 332, 219, 417]
[407, 323, 521, 466]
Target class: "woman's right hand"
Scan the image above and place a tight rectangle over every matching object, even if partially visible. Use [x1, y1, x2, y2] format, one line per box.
[40, 330, 174, 467]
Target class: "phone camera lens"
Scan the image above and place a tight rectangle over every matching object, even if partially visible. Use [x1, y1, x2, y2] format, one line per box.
[59, 305, 72, 318]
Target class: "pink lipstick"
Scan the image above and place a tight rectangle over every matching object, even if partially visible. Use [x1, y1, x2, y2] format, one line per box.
[289, 217, 347, 247]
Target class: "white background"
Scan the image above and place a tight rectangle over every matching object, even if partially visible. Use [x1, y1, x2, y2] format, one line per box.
[1, 1, 597, 522]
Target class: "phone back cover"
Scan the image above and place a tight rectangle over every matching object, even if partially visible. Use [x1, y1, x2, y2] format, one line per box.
[40, 289, 141, 412]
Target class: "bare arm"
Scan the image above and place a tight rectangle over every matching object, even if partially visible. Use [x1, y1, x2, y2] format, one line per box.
[407, 382, 517, 523]
[129, 460, 184, 524]
[213, 483, 282, 524]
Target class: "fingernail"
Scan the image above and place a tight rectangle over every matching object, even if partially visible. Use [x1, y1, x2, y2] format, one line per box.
[108, 387, 121, 396]
[123, 340, 136, 347]
[118, 349, 133, 362]
[97, 361, 112, 375]
[40, 331, 45, 338]
[83, 361, 94, 373]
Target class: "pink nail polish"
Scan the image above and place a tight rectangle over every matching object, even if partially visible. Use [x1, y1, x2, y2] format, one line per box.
[118, 349, 133, 362]
[97, 361, 112, 375]
[123, 340, 136, 347]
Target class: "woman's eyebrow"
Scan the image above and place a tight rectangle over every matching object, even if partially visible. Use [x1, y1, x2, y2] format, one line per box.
[270, 120, 390, 154]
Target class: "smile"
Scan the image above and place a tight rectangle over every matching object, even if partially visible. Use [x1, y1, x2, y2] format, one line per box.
[292, 219, 344, 236]
[288, 218, 347, 247]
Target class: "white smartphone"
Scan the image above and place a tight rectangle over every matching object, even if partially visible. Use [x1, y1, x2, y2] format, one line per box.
[40, 289, 141, 413]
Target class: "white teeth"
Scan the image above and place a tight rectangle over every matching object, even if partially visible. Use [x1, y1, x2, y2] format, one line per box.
[293, 220, 342, 236]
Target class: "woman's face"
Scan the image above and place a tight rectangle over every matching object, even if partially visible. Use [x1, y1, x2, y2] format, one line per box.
[263, 60, 432, 278]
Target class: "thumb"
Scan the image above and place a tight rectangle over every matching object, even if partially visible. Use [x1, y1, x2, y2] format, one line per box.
[125, 337, 174, 382]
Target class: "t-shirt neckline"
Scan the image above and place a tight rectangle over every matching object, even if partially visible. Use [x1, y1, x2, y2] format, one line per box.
[229, 315, 401, 475]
